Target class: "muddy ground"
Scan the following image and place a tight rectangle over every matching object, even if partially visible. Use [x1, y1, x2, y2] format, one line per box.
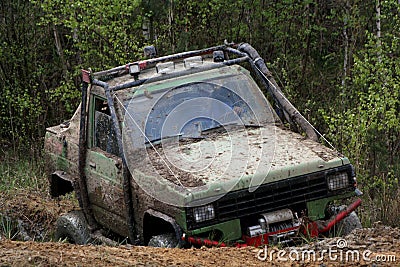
[0, 191, 399, 266]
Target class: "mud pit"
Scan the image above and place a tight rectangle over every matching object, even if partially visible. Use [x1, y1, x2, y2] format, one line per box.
[1, 227, 399, 266]
[0, 191, 78, 242]
[1, 191, 399, 266]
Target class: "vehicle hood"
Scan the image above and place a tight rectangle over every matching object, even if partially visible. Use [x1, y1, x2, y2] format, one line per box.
[128, 125, 347, 206]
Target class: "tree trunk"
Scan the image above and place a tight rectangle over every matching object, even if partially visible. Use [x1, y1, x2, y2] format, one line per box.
[342, 1, 349, 88]
[376, 0, 381, 62]
[53, 25, 68, 78]
[168, 0, 174, 53]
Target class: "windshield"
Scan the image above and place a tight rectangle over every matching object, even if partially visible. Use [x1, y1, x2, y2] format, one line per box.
[122, 66, 277, 147]
[119, 65, 278, 206]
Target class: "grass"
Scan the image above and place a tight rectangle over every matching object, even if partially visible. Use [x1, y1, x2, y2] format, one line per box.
[0, 151, 48, 193]
[358, 183, 400, 228]
[0, 150, 50, 241]
[0, 215, 18, 240]
[0, 148, 82, 243]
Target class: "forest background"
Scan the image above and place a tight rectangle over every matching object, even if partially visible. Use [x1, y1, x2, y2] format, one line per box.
[0, 0, 399, 226]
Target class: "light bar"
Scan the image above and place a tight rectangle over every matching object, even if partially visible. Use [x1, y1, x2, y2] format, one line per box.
[184, 56, 203, 68]
[128, 63, 140, 76]
[156, 62, 175, 74]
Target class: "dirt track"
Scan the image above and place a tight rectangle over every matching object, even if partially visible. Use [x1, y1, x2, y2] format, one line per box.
[1, 191, 399, 266]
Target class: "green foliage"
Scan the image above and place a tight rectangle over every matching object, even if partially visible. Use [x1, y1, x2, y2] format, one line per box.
[0, 0, 146, 149]
[0, 215, 19, 240]
[0, 152, 48, 193]
[0, 0, 58, 149]
[322, 33, 400, 177]
[33, 0, 145, 136]
[36, 0, 143, 70]
[359, 172, 400, 227]
[320, 1, 400, 226]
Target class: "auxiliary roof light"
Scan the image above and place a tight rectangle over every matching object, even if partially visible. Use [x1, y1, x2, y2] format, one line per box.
[128, 63, 140, 76]
[184, 56, 203, 68]
[156, 62, 175, 74]
[213, 51, 225, 62]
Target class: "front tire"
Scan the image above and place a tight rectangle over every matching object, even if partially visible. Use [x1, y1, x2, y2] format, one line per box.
[329, 205, 362, 236]
[338, 211, 362, 236]
[55, 210, 90, 244]
[148, 233, 178, 248]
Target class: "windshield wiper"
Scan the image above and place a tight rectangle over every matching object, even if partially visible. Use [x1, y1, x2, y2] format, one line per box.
[145, 133, 207, 145]
[201, 123, 262, 134]
[145, 133, 183, 145]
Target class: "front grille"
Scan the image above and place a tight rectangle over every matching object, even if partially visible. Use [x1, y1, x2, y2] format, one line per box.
[186, 165, 354, 230]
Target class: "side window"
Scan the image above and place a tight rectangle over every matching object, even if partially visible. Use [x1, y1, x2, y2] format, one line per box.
[93, 97, 120, 156]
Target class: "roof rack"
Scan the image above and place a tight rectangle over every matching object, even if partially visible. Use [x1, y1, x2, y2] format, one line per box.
[91, 44, 244, 80]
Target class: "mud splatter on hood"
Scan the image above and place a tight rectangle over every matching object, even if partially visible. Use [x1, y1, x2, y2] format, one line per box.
[144, 125, 342, 188]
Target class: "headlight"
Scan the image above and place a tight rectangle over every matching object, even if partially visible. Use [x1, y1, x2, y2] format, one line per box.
[327, 172, 349, 190]
[192, 204, 215, 223]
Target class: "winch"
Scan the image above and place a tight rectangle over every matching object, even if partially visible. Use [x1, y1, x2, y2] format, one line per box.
[245, 208, 300, 245]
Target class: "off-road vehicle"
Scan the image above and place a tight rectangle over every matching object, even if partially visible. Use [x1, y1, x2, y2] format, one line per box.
[44, 42, 362, 247]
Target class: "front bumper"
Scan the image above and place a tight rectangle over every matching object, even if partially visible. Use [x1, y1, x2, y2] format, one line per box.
[183, 198, 362, 247]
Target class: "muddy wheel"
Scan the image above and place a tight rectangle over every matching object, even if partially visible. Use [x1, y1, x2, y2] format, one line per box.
[55, 210, 90, 245]
[148, 233, 178, 248]
[329, 205, 362, 236]
[338, 211, 362, 236]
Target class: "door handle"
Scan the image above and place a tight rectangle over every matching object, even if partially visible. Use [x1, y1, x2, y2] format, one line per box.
[89, 161, 96, 169]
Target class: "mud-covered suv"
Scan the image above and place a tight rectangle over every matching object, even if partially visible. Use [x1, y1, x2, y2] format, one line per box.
[44, 43, 362, 247]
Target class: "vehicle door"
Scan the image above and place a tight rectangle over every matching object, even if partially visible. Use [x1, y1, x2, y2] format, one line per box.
[85, 94, 128, 236]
